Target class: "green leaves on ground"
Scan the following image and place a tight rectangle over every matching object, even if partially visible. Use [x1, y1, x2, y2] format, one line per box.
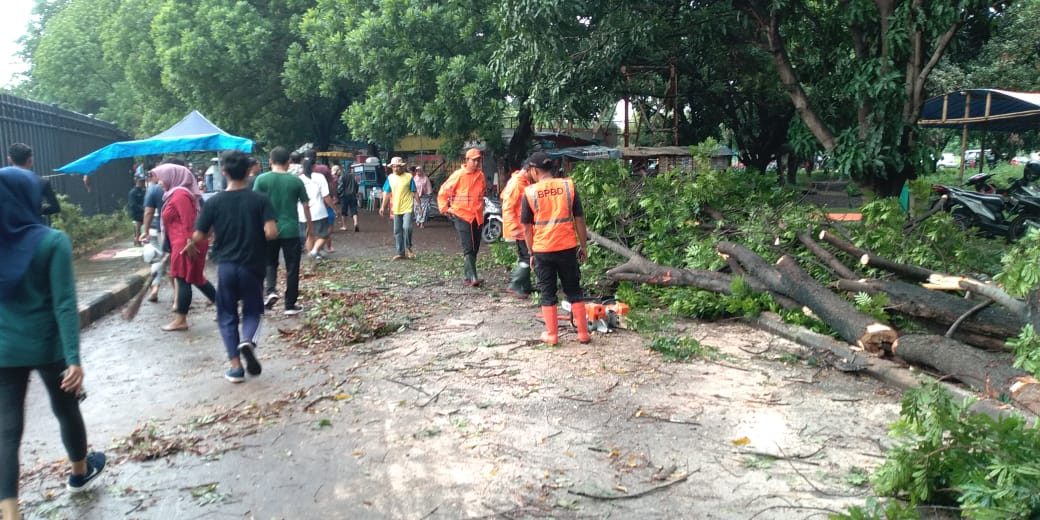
[863, 382, 1040, 519]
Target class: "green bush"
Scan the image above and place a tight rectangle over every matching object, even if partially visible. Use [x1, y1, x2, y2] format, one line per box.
[49, 194, 128, 256]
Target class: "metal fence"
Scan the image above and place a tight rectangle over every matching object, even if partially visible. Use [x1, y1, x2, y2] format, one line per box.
[0, 94, 131, 216]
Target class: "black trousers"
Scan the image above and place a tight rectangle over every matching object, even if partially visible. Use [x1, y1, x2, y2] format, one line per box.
[174, 277, 216, 315]
[533, 247, 582, 307]
[452, 217, 481, 257]
[265, 237, 302, 309]
[515, 240, 530, 266]
[0, 361, 88, 500]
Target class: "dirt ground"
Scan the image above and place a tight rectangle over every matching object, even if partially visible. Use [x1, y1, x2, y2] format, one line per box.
[15, 211, 904, 519]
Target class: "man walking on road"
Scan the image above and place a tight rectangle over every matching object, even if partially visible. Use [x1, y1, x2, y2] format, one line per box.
[521, 152, 591, 345]
[253, 146, 312, 316]
[438, 148, 486, 285]
[2, 143, 60, 220]
[187, 150, 277, 383]
[379, 156, 417, 259]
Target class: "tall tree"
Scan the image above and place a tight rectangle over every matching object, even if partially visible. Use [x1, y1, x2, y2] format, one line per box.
[731, 0, 1006, 196]
[292, 0, 507, 158]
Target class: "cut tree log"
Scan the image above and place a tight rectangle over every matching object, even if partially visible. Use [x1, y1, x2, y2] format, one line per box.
[796, 231, 860, 280]
[835, 279, 1025, 340]
[751, 313, 1034, 424]
[817, 230, 936, 282]
[892, 334, 1040, 415]
[773, 255, 897, 353]
[717, 241, 897, 353]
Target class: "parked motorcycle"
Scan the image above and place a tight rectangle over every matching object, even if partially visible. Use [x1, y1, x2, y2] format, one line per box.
[481, 195, 503, 243]
[933, 165, 1040, 239]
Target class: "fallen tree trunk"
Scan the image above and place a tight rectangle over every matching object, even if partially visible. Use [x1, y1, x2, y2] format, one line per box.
[818, 230, 936, 282]
[892, 334, 1040, 415]
[796, 231, 859, 280]
[717, 241, 897, 353]
[753, 313, 1035, 424]
[587, 230, 800, 309]
[774, 255, 897, 353]
[835, 279, 1025, 340]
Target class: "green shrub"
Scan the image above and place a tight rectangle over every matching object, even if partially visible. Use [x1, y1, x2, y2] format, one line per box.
[49, 194, 128, 256]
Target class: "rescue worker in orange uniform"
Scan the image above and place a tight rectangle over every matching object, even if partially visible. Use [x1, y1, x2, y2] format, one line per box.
[520, 152, 591, 345]
[438, 147, 487, 286]
[500, 166, 535, 298]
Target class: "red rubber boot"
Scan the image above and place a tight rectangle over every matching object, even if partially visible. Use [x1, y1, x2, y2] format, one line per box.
[540, 306, 559, 345]
[571, 302, 592, 344]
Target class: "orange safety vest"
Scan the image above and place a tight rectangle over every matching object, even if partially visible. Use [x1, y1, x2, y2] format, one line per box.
[524, 178, 578, 253]
[437, 167, 486, 225]
[500, 170, 531, 241]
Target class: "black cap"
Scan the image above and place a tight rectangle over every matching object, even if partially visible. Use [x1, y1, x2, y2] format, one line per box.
[525, 151, 554, 170]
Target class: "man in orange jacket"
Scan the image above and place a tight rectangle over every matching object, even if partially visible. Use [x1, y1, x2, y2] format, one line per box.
[520, 152, 591, 345]
[438, 148, 487, 286]
[500, 166, 535, 298]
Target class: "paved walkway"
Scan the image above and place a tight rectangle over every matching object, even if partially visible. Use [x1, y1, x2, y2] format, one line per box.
[72, 208, 456, 329]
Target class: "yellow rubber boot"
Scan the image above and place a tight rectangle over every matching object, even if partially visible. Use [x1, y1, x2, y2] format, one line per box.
[540, 306, 558, 345]
[571, 302, 592, 344]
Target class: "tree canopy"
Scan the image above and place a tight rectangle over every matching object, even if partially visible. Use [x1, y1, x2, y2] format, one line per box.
[13, 0, 1029, 189]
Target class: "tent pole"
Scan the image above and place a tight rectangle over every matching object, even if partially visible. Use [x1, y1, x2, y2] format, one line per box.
[959, 125, 968, 183]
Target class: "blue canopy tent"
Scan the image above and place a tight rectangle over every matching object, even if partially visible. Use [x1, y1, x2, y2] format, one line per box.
[918, 89, 1040, 180]
[57, 110, 253, 175]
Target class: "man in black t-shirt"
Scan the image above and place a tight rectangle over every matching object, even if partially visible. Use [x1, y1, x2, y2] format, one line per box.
[186, 151, 277, 384]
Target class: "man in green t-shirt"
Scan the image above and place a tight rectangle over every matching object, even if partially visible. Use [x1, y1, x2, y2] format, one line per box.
[252, 146, 312, 316]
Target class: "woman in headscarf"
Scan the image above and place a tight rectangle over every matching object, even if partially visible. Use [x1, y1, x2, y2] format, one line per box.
[152, 163, 216, 331]
[412, 166, 433, 229]
[0, 170, 106, 519]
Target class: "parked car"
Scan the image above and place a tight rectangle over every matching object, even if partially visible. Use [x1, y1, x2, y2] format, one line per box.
[935, 152, 959, 169]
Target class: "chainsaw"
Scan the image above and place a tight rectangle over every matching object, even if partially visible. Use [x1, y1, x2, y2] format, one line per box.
[560, 299, 630, 333]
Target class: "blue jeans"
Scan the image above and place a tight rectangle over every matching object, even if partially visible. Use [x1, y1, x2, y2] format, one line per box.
[216, 263, 264, 360]
[393, 212, 414, 255]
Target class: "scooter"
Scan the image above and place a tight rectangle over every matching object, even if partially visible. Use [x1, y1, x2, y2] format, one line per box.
[931, 183, 1040, 239]
[481, 195, 503, 243]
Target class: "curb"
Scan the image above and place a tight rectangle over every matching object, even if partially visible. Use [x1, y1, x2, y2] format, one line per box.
[78, 265, 152, 328]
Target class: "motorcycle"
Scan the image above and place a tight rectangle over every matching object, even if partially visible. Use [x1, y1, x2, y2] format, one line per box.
[481, 195, 503, 243]
[932, 174, 1040, 239]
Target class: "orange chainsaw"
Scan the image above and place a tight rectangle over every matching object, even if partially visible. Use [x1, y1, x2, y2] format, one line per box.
[560, 299, 629, 333]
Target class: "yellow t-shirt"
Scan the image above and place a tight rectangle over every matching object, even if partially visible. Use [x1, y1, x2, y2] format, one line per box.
[382, 173, 415, 215]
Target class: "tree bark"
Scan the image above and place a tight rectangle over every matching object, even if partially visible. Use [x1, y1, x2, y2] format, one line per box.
[587, 231, 799, 309]
[773, 255, 897, 353]
[796, 231, 860, 280]
[818, 230, 936, 282]
[717, 241, 896, 353]
[835, 279, 1025, 340]
[892, 334, 1040, 414]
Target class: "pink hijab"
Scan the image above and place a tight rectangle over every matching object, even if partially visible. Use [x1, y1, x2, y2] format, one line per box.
[152, 163, 202, 207]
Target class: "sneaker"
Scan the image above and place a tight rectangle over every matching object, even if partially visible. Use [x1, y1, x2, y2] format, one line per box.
[264, 293, 279, 310]
[225, 367, 245, 383]
[67, 452, 106, 492]
[308, 252, 322, 264]
[238, 341, 262, 376]
[284, 306, 303, 316]
[354, 224, 360, 232]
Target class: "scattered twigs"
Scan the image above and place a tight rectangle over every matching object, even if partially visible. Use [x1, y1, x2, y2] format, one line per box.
[567, 471, 692, 501]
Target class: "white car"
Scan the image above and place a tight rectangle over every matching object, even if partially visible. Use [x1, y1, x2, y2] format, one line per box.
[936, 153, 959, 169]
